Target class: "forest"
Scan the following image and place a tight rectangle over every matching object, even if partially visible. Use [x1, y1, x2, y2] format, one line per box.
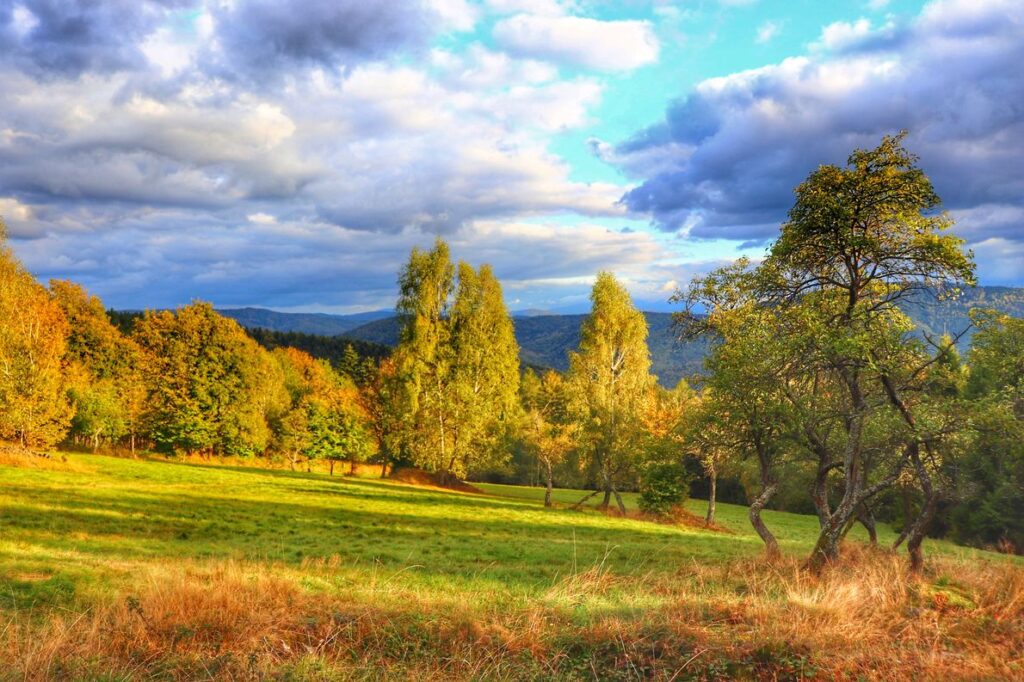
[1, 135, 1022, 567]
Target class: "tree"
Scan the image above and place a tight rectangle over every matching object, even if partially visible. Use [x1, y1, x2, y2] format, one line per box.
[133, 303, 287, 457]
[0, 226, 73, 448]
[393, 240, 520, 481]
[678, 134, 975, 571]
[948, 312, 1024, 553]
[567, 272, 654, 514]
[51, 280, 145, 451]
[521, 369, 576, 507]
[447, 263, 521, 478]
[393, 238, 456, 474]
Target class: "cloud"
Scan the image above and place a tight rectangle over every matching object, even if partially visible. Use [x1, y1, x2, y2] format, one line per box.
[206, 0, 462, 81]
[0, 0, 183, 77]
[14, 215, 668, 311]
[493, 14, 659, 71]
[756, 20, 781, 44]
[611, 0, 1024, 281]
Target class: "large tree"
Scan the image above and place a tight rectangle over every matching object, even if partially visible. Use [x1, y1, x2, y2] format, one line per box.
[567, 272, 654, 513]
[133, 303, 287, 457]
[393, 239, 520, 480]
[0, 224, 73, 448]
[680, 134, 975, 571]
[51, 280, 146, 452]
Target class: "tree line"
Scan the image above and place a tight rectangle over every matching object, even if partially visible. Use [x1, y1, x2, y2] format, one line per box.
[0, 133, 1021, 569]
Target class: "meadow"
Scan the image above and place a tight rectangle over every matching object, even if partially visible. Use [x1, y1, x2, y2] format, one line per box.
[1, 453, 1021, 680]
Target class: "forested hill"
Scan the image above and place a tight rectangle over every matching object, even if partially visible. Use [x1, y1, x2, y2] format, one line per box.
[342, 312, 711, 387]
[117, 286, 1023, 388]
[218, 307, 392, 335]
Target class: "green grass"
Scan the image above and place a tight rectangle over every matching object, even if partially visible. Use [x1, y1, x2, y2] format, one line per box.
[1, 453, 1020, 679]
[0, 453, 1008, 612]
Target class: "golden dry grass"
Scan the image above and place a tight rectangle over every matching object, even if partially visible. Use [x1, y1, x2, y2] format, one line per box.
[2, 547, 1020, 680]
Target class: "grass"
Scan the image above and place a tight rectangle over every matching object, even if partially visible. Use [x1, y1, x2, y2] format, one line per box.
[0, 453, 1021, 680]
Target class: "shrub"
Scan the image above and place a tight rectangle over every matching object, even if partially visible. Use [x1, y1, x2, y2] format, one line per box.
[638, 462, 692, 518]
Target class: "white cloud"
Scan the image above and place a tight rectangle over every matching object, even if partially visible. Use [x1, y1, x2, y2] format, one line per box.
[756, 20, 781, 44]
[493, 14, 660, 71]
[813, 18, 874, 51]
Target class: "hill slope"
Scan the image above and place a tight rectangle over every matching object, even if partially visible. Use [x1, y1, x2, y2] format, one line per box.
[0, 453, 1018, 679]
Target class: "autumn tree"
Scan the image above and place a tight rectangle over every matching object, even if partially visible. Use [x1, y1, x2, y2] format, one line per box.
[446, 262, 521, 477]
[51, 280, 146, 452]
[521, 368, 576, 507]
[567, 272, 654, 513]
[0, 224, 73, 448]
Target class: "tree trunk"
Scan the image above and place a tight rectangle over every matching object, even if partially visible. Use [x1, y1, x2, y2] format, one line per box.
[380, 460, 389, 478]
[750, 440, 780, 558]
[905, 445, 937, 574]
[329, 460, 335, 476]
[571, 488, 602, 510]
[612, 487, 627, 515]
[705, 461, 717, 525]
[543, 459, 553, 508]
[599, 488, 612, 509]
[857, 504, 878, 545]
[708, 458, 716, 522]
[749, 482, 780, 559]
[130, 433, 136, 459]
[893, 487, 913, 549]
[349, 460, 356, 475]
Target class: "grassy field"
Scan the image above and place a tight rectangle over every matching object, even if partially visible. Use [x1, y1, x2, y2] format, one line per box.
[1, 453, 1021, 680]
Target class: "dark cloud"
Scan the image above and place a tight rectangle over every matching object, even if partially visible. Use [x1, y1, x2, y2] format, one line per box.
[208, 0, 442, 80]
[613, 0, 1024, 263]
[0, 0, 185, 77]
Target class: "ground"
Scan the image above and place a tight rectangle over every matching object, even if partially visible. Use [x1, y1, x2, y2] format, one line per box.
[0, 453, 1021, 680]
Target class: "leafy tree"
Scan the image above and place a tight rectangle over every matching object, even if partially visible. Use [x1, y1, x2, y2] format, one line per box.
[567, 272, 655, 513]
[133, 303, 287, 457]
[521, 369, 576, 507]
[678, 134, 975, 571]
[447, 262, 521, 478]
[0, 225, 73, 448]
[948, 312, 1024, 553]
[393, 240, 520, 480]
[51, 280, 145, 451]
[394, 238, 456, 474]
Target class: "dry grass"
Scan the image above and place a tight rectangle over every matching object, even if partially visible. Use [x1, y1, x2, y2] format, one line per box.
[2, 547, 1020, 681]
[0, 446, 92, 473]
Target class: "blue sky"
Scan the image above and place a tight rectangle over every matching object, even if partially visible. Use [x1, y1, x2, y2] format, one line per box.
[1, 0, 1020, 313]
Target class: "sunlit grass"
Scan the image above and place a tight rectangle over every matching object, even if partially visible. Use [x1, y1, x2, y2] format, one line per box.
[0, 453, 1020, 679]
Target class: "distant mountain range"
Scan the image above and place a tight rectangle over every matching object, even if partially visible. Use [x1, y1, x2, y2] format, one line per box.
[213, 286, 1024, 387]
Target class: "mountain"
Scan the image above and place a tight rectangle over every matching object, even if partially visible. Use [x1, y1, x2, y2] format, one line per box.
[207, 286, 1024, 388]
[340, 286, 1024, 387]
[216, 307, 392, 336]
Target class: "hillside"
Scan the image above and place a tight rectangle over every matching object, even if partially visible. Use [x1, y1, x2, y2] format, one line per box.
[0, 453, 1018, 679]
[217, 307, 392, 336]
[140, 286, 1024, 388]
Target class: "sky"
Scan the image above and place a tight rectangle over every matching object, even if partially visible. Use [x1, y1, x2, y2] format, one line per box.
[0, 0, 1021, 314]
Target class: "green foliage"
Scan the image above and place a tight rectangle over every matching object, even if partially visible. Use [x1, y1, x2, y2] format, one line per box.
[567, 272, 655, 503]
[132, 303, 287, 456]
[638, 461, 692, 518]
[393, 239, 520, 479]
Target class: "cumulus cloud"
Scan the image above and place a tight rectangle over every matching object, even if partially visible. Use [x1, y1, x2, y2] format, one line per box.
[493, 14, 659, 71]
[612, 0, 1024, 280]
[0, 0, 642, 309]
[0, 0, 182, 77]
[206, 0, 458, 80]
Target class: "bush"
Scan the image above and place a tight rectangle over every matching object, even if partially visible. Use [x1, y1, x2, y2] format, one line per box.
[639, 462, 692, 518]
